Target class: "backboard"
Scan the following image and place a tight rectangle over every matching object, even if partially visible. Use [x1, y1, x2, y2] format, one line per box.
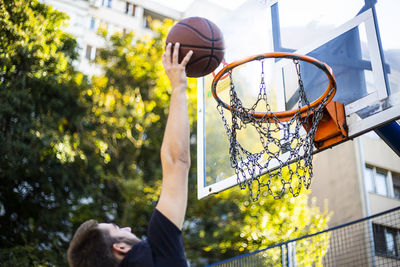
[197, 0, 400, 199]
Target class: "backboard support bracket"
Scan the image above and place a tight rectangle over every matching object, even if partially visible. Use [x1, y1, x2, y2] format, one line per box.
[305, 101, 348, 150]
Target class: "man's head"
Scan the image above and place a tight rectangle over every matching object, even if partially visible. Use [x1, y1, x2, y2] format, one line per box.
[67, 220, 140, 267]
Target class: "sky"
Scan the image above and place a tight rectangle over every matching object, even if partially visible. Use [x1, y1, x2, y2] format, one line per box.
[152, 0, 398, 50]
[152, 0, 399, 52]
[152, 0, 246, 11]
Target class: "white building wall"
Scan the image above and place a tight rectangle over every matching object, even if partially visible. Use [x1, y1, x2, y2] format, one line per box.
[42, 0, 186, 75]
[183, 0, 229, 22]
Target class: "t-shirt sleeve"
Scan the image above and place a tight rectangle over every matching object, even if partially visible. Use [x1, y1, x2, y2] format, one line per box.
[147, 208, 188, 266]
[119, 241, 154, 267]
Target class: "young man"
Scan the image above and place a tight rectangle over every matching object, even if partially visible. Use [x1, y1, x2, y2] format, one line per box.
[67, 43, 193, 267]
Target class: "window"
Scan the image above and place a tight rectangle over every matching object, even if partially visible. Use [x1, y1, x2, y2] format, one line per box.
[101, 0, 112, 8]
[365, 165, 400, 199]
[90, 17, 96, 30]
[375, 170, 389, 195]
[142, 9, 168, 29]
[125, 2, 136, 16]
[85, 45, 92, 60]
[373, 224, 400, 258]
[143, 16, 150, 29]
[365, 166, 375, 193]
[365, 165, 389, 196]
[85, 45, 97, 60]
[393, 173, 400, 199]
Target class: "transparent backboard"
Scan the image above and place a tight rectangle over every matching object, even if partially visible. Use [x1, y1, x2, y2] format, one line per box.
[197, 0, 400, 199]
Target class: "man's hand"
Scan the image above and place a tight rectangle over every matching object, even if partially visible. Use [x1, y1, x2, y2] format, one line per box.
[162, 43, 193, 90]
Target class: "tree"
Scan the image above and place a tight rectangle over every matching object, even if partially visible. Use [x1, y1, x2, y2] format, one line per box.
[185, 184, 330, 265]
[0, 1, 98, 265]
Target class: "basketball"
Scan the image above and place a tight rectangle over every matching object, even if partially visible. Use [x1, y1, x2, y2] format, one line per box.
[166, 17, 225, 77]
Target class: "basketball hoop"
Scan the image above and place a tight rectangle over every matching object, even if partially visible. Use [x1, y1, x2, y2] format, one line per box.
[212, 52, 347, 201]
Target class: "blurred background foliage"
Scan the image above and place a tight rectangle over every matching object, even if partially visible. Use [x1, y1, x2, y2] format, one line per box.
[0, 0, 330, 266]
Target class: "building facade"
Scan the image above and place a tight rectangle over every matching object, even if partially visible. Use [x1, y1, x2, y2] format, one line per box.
[311, 132, 400, 264]
[42, 0, 182, 75]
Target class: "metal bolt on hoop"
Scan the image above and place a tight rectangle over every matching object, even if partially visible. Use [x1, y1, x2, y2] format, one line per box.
[212, 52, 337, 201]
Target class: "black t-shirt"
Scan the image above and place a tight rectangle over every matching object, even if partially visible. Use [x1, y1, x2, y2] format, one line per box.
[119, 209, 188, 267]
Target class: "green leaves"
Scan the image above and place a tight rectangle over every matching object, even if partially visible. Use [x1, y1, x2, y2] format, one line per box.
[0, 0, 90, 265]
[185, 185, 331, 265]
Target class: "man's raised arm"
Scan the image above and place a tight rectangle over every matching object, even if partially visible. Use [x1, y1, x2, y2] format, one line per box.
[156, 43, 193, 229]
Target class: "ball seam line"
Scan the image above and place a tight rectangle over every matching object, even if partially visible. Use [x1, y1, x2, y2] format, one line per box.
[202, 18, 214, 74]
[176, 22, 223, 42]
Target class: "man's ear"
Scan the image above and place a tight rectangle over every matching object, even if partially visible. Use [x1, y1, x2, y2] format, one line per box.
[112, 242, 132, 255]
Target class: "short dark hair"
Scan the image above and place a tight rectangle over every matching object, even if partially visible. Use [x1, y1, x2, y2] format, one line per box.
[67, 220, 119, 267]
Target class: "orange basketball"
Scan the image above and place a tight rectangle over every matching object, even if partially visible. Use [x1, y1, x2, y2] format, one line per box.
[166, 17, 225, 78]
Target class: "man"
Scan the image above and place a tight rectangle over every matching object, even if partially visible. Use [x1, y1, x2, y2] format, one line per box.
[67, 43, 193, 267]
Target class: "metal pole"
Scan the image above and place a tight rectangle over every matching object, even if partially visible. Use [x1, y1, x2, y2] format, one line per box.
[286, 242, 290, 267]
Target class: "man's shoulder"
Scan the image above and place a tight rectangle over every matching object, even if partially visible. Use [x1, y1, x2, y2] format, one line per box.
[119, 241, 153, 267]
[147, 209, 187, 266]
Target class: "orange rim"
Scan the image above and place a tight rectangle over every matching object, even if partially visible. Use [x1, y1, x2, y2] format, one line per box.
[211, 52, 336, 121]
[212, 59, 229, 80]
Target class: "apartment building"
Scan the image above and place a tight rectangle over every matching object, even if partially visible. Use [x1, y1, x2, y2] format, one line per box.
[42, 0, 182, 75]
[311, 132, 400, 264]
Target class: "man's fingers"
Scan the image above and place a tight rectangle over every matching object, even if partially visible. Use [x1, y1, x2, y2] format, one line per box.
[172, 43, 180, 64]
[180, 50, 193, 67]
[163, 43, 172, 64]
[164, 43, 192, 71]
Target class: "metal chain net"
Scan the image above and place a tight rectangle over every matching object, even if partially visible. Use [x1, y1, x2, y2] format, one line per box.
[217, 59, 333, 201]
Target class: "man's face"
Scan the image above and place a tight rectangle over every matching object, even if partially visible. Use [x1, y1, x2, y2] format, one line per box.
[98, 223, 141, 245]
